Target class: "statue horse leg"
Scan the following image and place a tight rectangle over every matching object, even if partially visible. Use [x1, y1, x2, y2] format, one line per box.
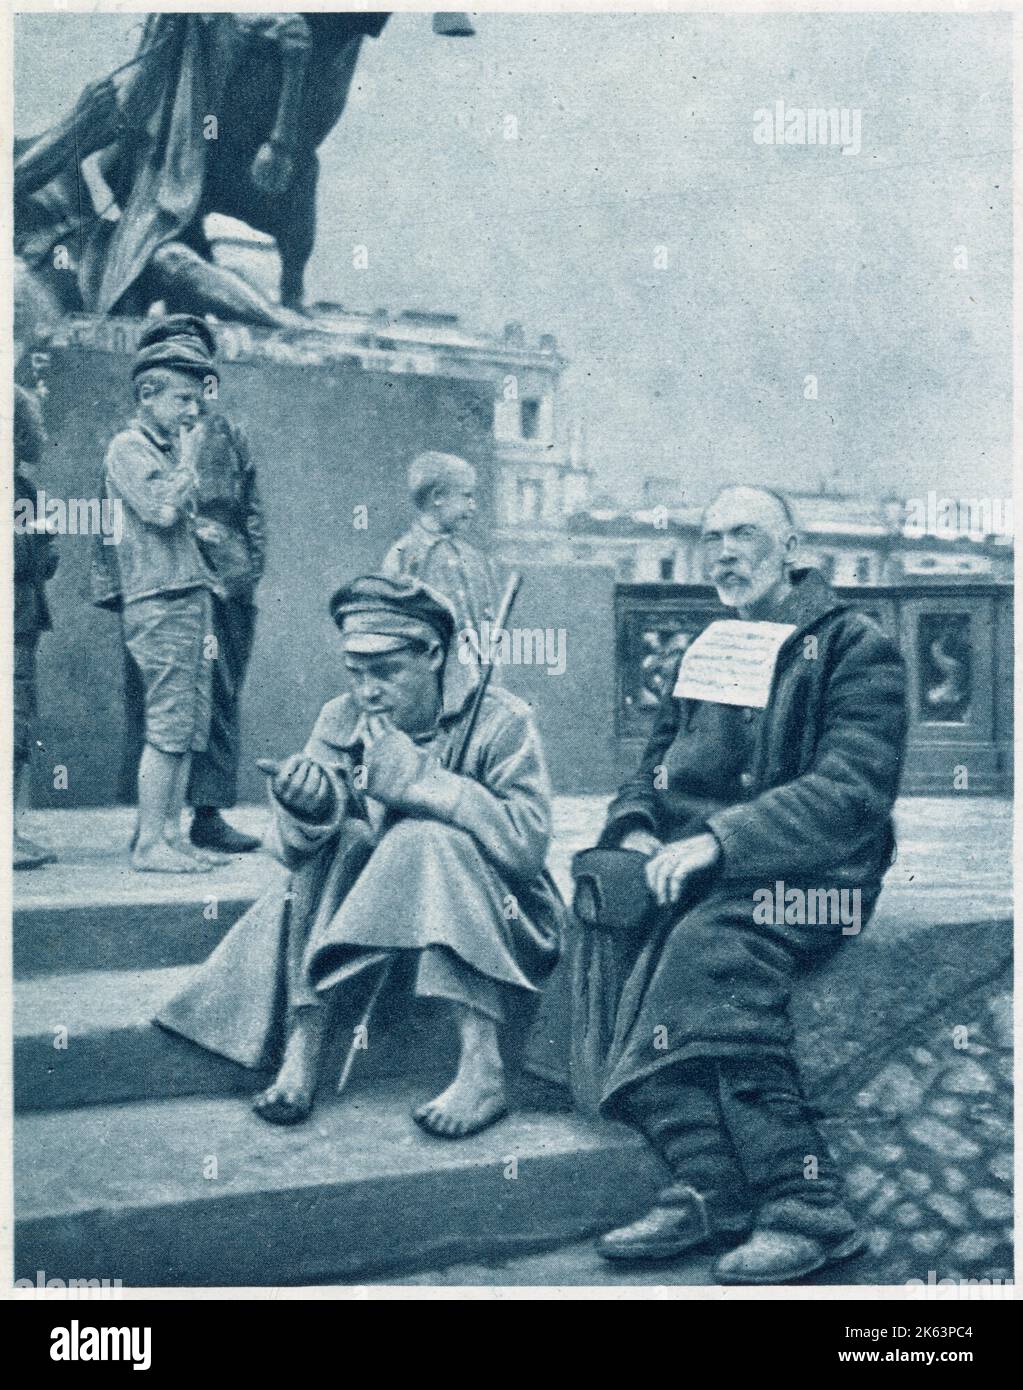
[266, 153, 318, 312]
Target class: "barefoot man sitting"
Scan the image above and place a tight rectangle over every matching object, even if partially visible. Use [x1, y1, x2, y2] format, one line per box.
[156, 575, 564, 1137]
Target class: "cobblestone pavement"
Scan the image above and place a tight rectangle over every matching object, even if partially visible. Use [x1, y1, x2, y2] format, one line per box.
[823, 981, 1013, 1285]
[391, 982, 1014, 1288]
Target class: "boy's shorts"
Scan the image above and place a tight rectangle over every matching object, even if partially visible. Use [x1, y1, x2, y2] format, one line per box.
[122, 588, 214, 755]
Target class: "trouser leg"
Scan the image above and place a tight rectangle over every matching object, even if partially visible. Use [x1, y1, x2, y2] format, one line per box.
[717, 1055, 839, 1206]
[623, 1053, 840, 1213]
[622, 1062, 753, 1226]
[118, 648, 146, 805]
[13, 635, 38, 786]
[188, 598, 255, 810]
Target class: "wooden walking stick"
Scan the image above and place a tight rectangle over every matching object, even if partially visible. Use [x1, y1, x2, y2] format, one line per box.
[336, 571, 523, 1094]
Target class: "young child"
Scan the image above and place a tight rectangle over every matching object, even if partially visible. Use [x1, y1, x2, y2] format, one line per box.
[117, 314, 266, 855]
[13, 385, 59, 869]
[381, 451, 498, 651]
[103, 331, 222, 872]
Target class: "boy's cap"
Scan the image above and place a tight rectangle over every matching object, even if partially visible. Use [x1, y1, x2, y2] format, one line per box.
[330, 574, 456, 654]
[137, 314, 218, 357]
[132, 335, 219, 383]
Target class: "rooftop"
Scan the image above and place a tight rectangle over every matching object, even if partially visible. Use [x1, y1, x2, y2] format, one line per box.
[45, 310, 565, 382]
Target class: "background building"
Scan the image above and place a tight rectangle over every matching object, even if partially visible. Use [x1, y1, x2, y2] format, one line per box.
[498, 469, 1013, 588]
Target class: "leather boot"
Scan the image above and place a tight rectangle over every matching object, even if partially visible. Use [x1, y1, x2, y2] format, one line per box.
[597, 1183, 752, 1263]
[190, 810, 261, 854]
[715, 1198, 866, 1284]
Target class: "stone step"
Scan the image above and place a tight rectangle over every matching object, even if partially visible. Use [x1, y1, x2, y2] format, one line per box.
[14, 898, 251, 980]
[14, 964, 474, 1113]
[13, 797, 1011, 983]
[17, 907, 1011, 1115]
[12, 810, 286, 980]
[14, 1084, 664, 1287]
[16, 966, 264, 1112]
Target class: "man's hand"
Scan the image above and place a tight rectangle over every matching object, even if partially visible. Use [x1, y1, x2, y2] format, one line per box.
[251, 141, 295, 197]
[358, 715, 426, 805]
[620, 829, 662, 857]
[259, 754, 336, 823]
[645, 832, 720, 907]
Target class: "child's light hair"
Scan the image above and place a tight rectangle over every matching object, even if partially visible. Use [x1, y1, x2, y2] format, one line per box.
[407, 451, 476, 510]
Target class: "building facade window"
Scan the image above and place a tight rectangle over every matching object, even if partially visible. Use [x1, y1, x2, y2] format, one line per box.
[659, 555, 675, 581]
[854, 555, 871, 584]
[520, 399, 541, 440]
[516, 478, 541, 522]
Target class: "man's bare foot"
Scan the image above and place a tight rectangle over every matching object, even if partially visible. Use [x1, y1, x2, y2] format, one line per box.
[413, 1060, 508, 1140]
[253, 1008, 326, 1125]
[131, 841, 212, 873]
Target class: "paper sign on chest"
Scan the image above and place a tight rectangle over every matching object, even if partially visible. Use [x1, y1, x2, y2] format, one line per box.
[672, 619, 797, 709]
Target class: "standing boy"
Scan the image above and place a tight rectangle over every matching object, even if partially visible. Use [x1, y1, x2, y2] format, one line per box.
[103, 331, 221, 872]
[118, 314, 266, 853]
[382, 451, 498, 649]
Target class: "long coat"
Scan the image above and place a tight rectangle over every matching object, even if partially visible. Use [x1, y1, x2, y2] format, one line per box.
[156, 670, 566, 1069]
[526, 568, 908, 1115]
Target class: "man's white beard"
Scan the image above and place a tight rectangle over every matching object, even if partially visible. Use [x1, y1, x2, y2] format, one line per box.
[714, 564, 785, 611]
[715, 583, 744, 608]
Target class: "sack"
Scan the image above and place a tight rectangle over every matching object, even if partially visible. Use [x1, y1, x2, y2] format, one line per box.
[571, 846, 653, 931]
[191, 517, 255, 598]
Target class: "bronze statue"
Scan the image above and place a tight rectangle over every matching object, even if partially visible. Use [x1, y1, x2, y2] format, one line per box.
[15, 13, 474, 329]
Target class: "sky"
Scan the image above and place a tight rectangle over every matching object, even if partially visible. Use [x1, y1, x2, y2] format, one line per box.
[14, 10, 1013, 506]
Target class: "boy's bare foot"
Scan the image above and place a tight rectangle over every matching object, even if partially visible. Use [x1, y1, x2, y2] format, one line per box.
[187, 845, 233, 867]
[131, 841, 212, 873]
[253, 1009, 325, 1125]
[413, 1057, 508, 1140]
[164, 832, 230, 867]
